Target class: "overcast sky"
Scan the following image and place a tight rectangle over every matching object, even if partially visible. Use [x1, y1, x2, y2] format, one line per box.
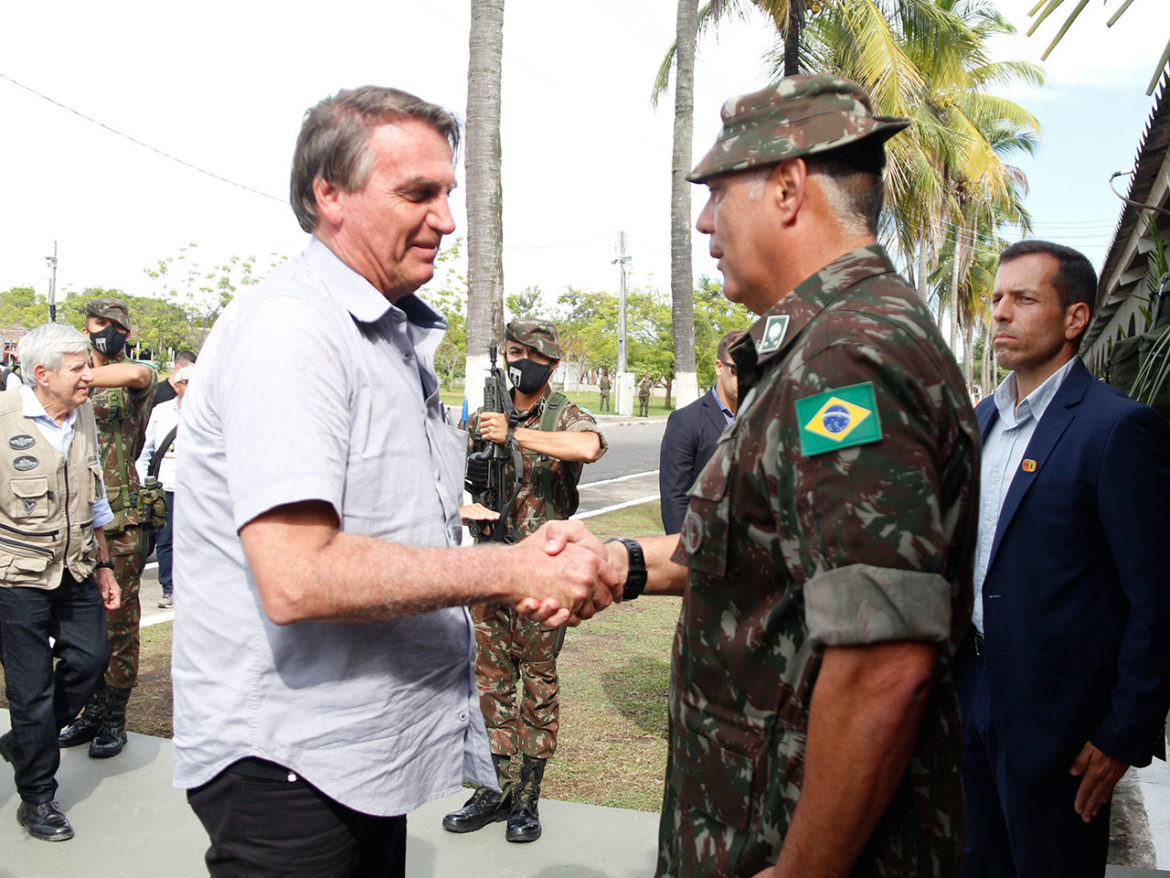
[1, 0, 1167, 316]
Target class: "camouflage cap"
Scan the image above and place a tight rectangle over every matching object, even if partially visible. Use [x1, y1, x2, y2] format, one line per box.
[85, 297, 131, 330]
[688, 74, 911, 183]
[505, 319, 560, 359]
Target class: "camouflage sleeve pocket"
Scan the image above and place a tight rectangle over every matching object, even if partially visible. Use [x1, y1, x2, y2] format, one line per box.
[804, 563, 951, 646]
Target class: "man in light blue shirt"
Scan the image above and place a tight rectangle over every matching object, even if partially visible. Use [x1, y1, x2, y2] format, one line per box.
[173, 86, 619, 876]
[960, 241, 1170, 878]
[0, 323, 120, 843]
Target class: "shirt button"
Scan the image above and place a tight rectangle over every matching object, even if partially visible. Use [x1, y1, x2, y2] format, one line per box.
[457, 711, 468, 723]
[403, 350, 412, 361]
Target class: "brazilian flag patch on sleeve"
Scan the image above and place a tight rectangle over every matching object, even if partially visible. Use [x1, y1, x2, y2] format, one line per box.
[794, 381, 882, 456]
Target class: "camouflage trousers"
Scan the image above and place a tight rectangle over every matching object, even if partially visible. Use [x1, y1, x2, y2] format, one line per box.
[102, 527, 142, 690]
[638, 396, 650, 417]
[471, 602, 561, 760]
[598, 391, 610, 412]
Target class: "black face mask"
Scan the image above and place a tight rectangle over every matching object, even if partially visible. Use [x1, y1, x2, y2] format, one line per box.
[507, 357, 553, 395]
[89, 325, 127, 357]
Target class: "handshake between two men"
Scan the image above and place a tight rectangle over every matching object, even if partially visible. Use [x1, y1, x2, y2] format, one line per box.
[497, 519, 644, 628]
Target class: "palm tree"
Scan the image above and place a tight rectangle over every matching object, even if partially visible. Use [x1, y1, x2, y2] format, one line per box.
[1026, 0, 1169, 95]
[800, 1, 1041, 365]
[669, 0, 700, 407]
[465, 0, 506, 408]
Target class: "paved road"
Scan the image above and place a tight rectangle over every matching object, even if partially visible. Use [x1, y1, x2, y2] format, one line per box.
[576, 416, 666, 520]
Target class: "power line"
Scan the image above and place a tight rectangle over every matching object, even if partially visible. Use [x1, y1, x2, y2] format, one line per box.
[0, 71, 285, 204]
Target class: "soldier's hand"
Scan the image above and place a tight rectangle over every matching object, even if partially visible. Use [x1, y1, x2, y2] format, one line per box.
[479, 411, 509, 444]
[97, 567, 121, 610]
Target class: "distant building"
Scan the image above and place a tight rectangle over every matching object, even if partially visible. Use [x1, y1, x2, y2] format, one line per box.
[1082, 72, 1170, 374]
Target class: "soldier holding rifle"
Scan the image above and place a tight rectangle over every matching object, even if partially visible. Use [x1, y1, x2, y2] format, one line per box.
[448, 319, 605, 843]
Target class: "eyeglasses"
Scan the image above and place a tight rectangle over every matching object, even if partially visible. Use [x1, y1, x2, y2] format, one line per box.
[718, 360, 737, 376]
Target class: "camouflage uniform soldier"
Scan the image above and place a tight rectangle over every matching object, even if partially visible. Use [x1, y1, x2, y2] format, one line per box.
[598, 369, 611, 412]
[444, 319, 606, 844]
[592, 76, 980, 876]
[637, 375, 652, 416]
[58, 298, 156, 759]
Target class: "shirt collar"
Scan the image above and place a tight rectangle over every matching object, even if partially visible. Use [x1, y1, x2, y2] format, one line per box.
[709, 386, 733, 419]
[304, 237, 445, 331]
[993, 356, 1079, 427]
[734, 243, 897, 394]
[21, 384, 77, 428]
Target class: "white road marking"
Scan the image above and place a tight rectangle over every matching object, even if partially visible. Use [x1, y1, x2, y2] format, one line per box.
[579, 470, 658, 489]
[573, 495, 660, 520]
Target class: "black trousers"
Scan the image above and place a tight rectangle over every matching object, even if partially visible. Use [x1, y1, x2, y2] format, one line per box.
[188, 759, 407, 878]
[0, 572, 109, 802]
[958, 637, 1110, 878]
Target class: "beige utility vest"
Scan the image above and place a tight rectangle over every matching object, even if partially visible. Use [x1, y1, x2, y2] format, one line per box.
[0, 389, 102, 590]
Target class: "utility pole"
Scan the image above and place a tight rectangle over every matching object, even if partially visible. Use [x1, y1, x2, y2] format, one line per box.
[611, 232, 634, 416]
[45, 241, 58, 323]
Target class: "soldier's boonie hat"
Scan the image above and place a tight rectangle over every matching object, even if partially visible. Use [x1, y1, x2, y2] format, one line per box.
[85, 297, 131, 330]
[688, 74, 911, 183]
[505, 320, 560, 359]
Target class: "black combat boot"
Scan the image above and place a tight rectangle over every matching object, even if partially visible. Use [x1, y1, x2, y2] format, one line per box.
[442, 753, 514, 833]
[59, 687, 106, 748]
[505, 755, 547, 843]
[88, 686, 131, 758]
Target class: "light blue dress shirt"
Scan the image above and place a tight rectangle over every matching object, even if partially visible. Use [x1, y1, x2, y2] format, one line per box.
[972, 356, 1079, 635]
[19, 385, 113, 528]
[172, 237, 493, 816]
[710, 386, 734, 425]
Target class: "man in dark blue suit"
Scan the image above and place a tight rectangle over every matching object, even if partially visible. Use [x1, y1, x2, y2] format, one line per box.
[960, 240, 1170, 877]
[658, 330, 745, 533]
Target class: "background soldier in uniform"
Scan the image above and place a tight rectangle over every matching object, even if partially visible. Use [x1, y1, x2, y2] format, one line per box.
[563, 75, 980, 876]
[637, 374, 652, 417]
[58, 298, 155, 759]
[446, 320, 605, 843]
[597, 367, 611, 412]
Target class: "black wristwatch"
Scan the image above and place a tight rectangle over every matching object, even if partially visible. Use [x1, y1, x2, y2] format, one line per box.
[607, 538, 647, 601]
[95, 560, 115, 571]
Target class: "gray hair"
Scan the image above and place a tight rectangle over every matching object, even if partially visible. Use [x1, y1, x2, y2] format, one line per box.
[18, 323, 91, 378]
[804, 141, 887, 238]
[290, 86, 462, 233]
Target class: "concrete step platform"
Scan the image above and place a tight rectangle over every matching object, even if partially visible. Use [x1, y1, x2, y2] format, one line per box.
[0, 709, 1164, 877]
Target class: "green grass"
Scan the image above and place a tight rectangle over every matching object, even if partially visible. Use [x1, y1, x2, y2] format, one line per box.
[0, 503, 678, 814]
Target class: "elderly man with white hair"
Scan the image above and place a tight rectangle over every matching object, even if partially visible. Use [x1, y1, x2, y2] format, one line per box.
[0, 322, 121, 843]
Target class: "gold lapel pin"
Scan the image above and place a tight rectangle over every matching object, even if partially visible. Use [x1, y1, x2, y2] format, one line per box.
[1022, 459, 1037, 473]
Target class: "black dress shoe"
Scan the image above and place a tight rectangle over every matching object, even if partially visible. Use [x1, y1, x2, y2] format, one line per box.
[441, 787, 511, 833]
[17, 800, 75, 842]
[0, 731, 13, 764]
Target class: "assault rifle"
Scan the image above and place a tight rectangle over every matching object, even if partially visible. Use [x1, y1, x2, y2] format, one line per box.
[466, 346, 521, 543]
